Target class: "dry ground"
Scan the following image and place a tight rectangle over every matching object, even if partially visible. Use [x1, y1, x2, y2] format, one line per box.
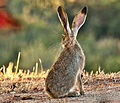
[0, 70, 120, 103]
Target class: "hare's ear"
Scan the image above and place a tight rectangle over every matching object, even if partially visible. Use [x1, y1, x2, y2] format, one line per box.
[57, 6, 71, 36]
[72, 6, 87, 37]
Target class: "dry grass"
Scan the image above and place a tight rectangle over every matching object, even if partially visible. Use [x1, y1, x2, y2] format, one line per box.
[0, 52, 49, 81]
[0, 53, 120, 103]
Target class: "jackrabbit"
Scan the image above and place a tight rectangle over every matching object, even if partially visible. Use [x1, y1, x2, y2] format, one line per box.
[45, 6, 87, 98]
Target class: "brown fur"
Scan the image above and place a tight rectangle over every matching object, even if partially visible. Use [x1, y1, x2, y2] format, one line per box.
[45, 6, 87, 98]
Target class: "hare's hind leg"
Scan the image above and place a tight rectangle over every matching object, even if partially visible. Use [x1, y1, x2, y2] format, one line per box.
[65, 85, 80, 97]
[77, 73, 85, 95]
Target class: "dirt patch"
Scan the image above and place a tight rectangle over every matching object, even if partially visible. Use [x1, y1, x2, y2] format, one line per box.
[0, 71, 120, 103]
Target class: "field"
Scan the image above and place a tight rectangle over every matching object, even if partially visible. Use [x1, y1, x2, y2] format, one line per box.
[0, 1, 120, 103]
[0, 57, 120, 103]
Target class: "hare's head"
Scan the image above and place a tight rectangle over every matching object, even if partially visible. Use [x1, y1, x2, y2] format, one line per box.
[57, 6, 87, 48]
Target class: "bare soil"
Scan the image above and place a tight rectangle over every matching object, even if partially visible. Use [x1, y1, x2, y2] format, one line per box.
[0, 71, 120, 103]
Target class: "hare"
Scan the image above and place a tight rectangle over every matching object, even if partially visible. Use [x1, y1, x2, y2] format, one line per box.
[45, 6, 87, 98]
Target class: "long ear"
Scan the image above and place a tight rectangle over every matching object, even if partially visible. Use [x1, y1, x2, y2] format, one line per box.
[57, 6, 71, 36]
[72, 6, 87, 37]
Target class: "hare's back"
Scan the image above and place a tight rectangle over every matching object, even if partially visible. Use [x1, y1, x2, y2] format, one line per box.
[45, 49, 76, 93]
[45, 47, 82, 94]
[46, 65, 75, 92]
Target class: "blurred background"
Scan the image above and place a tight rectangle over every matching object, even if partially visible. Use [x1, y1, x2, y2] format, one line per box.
[0, 0, 120, 73]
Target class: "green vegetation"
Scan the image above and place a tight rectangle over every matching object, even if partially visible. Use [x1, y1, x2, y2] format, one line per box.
[0, 0, 120, 73]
